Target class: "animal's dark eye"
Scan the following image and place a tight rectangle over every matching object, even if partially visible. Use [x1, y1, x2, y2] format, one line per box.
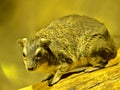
[36, 52, 42, 58]
[23, 53, 26, 57]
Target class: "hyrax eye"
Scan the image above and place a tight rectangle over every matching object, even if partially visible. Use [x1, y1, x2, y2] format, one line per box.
[23, 53, 26, 57]
[36, 52, 42, 58]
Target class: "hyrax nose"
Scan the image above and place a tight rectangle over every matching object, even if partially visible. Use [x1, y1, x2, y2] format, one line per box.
[28, 67, 34, 70]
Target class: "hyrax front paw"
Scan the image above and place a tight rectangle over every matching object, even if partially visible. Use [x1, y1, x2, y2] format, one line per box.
[48, 64, 70, 86]
[48, 78, 54, 86]
[48, 75, 61, 86]
[41, 74, 54, 82]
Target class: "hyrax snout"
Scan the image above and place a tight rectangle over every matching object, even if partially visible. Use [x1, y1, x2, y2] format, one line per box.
[17, 15, 117, 85]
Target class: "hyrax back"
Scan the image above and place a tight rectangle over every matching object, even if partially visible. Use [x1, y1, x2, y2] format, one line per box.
[18, 15, 117, 85]
[36, 15, 116, 67]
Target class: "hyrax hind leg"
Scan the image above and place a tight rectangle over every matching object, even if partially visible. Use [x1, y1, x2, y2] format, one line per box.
[83, 56, 107, 73]
[88, 35, 115, 69]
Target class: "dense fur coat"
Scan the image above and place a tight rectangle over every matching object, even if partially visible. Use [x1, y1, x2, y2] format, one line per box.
[18, 15, 117, 85]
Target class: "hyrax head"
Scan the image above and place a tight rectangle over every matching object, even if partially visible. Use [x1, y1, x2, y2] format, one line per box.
[17, 37, 51, 71]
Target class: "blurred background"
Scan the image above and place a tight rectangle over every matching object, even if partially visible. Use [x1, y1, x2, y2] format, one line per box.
[0, 0, 120, 89]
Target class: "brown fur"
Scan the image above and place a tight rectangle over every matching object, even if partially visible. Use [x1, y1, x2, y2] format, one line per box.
[18, 14, 117, 85]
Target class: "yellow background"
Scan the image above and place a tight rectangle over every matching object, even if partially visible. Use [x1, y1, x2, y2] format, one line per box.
[0, 0, 120, 89]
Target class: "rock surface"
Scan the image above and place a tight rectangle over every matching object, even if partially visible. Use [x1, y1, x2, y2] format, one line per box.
[19, 49, 120, 90]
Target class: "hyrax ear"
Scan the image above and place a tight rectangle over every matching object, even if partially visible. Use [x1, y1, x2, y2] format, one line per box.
[40, 38, 51, 47]
[17, 38, 28, 47]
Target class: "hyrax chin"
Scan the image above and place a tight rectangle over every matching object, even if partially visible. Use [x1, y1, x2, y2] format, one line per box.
[17, 14, 117, 86]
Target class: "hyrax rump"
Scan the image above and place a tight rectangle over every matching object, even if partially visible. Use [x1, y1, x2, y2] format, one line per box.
[17, 15, 117, 85]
